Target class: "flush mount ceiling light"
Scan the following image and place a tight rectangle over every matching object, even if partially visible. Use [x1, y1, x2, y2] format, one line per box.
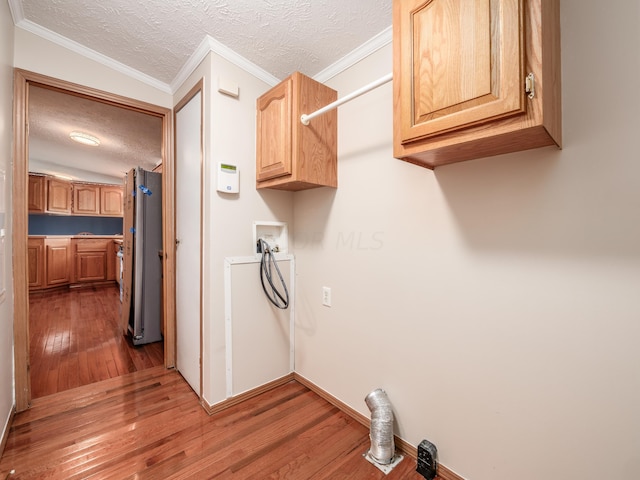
[69, 131, 100, 146]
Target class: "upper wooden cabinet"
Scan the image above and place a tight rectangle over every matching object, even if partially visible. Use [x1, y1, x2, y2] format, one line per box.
[29, 173, 123, 217]
[28, 175, 46, 213]
[73, 184, 100, 215]
[256, 71, 338, 191]
[393, 0, 561, 169]
[46, 178, 72, 214]
[72, 184, 123, 216]
[100, 186, 124, 216]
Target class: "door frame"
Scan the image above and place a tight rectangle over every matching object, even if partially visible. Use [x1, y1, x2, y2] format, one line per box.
[12, 68, 176, 411]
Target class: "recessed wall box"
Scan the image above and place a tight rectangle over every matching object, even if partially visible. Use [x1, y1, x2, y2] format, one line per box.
[253, 221, 288, 256]
[217, 163, 239, 193]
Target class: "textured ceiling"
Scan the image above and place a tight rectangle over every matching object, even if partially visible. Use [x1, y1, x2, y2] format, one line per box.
[15, 0, 392, 182]
[18, 0, 392, 84]
[28, 85, 162, 183]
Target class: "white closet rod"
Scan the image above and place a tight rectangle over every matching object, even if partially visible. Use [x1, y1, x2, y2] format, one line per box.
[300, 73, 393, 126]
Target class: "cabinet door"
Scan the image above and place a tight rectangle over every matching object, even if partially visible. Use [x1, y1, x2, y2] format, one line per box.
[74, 239, 111, 282]
[28, 238, 44, 289]
[100, 186, 124, 216]
[73, 184, 100, 215]
[28, 175, 45, 213]
[75, 252, 107, 282]
[46, 178, 72, 214]
[45, 238, 71, 286]
[256, 78, 293, 181]
[397, 0, 524, 143]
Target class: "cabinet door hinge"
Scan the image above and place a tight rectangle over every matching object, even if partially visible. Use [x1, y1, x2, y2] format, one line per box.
[525, 73, 535, 99]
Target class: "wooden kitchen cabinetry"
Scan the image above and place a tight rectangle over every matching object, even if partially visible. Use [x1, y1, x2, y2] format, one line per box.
[393, 0, 561, 169]
[27, 237, 45, 289]
[46, 178, 72, 214]
[256, 71, 337, 191]
[29, 173, 124, 217]
[100, 185, 124, 216]
[72, 184, 123, 216]
[73, 183, 100, 215]
[29, 236, 120, 290]
[73, 238, 116, 283]
[28, 175, 45, 213]
[45, 238, 72, 287]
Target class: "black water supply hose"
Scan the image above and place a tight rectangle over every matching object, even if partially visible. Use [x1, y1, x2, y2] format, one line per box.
[258, 238, 289, 309]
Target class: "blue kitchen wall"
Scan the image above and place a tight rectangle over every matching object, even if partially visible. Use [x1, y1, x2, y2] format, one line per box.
[29, 215, 123, 235]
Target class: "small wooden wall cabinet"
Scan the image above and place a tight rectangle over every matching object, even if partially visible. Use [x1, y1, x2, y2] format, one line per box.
[256, 71, 338, 191]
[393, 0, 561, 169]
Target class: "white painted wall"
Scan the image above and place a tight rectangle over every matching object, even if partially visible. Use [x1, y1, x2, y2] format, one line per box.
[13, 28, 172, 108]
[174, 53, 293, 406]
[293, 2, 640, 479]
[0, 0, 15, 448]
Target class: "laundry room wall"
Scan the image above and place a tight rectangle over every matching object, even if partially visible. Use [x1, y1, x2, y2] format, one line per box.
[174, 51, 293, 406]
[292, 1, 640, 479]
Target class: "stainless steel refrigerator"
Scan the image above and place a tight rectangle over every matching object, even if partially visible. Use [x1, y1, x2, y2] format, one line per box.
[121, 167, 163, 345]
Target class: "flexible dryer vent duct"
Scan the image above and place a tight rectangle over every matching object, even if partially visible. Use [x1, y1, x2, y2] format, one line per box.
[365, 388, 395, 465]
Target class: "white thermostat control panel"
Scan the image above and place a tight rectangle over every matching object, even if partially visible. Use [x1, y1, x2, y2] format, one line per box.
[217, 163, 239, 193]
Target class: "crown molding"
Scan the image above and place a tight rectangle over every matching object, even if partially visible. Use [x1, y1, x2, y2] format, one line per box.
[7, 0, 24, 24]
[312, 26, 392, 83]
[9, 1, 390, 97]
[12, 17, 172, 94]
[170, 34, 281, 93]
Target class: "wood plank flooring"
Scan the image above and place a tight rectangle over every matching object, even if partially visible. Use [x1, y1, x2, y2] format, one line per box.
[29, 285, 164, 399]
[0, 367, 426, 479]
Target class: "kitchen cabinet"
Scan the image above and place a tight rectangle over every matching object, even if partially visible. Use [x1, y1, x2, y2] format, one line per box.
[393, 0, 561, 169]
[45, 238, 71, 287]
[28, 175, 45, 213]
[73, 184, 100, 215]
[46, 178, 72, 214]
[29, 236, 121, 290]
[73, 238, 115, 283]
[100, 186, 124, 216]
[27, 237, 45, 289]
[29, 173, 124, 217]
[256, 71, 337, 191]
[72, 184, 123, 216]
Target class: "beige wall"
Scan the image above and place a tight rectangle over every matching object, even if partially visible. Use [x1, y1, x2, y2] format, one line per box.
[0, 0, 15, 445]
[13, 28, 172, 108]
[293, 1, 640, 479]
[174, 52, 293, 405]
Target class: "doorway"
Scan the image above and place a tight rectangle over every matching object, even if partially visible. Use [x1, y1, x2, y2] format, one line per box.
[12, 69, 176, 411]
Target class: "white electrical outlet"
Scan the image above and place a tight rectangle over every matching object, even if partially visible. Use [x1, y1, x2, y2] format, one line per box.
[322, 287, 332, 307]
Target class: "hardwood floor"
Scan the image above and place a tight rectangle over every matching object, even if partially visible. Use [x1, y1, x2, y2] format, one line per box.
[29, 285, 164, 399]
[0, 367, 426, 479]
